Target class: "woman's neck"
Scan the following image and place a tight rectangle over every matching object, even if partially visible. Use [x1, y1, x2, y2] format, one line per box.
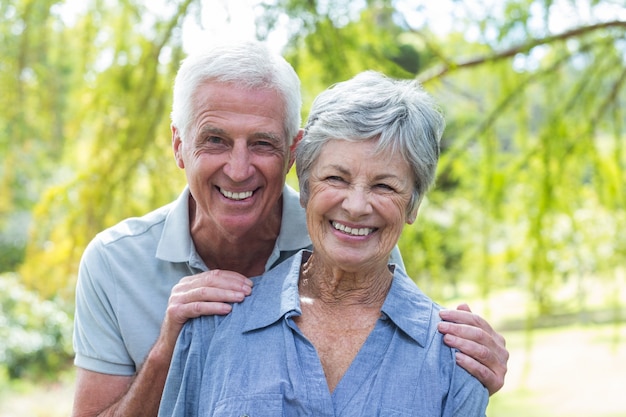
[298, 253, 393, 309]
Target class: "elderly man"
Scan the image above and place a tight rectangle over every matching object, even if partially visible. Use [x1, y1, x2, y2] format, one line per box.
[71, 41, 508, 417]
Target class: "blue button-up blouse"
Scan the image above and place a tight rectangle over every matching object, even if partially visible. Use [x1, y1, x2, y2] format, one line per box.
[159, 250, 488, 417]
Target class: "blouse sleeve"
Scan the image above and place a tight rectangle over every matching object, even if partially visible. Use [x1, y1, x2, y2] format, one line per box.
[445, 355, 489, 417]
[158, 317, 214, 417]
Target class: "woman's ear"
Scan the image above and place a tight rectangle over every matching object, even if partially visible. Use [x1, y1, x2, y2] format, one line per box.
[406, 204, 420, 225]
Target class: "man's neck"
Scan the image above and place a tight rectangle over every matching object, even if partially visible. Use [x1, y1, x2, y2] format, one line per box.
[199, 236, 276, 277]
[189, 197, 282, 277]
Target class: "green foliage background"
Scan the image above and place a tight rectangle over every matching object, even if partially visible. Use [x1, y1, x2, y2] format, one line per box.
[1, 0, 625, 387]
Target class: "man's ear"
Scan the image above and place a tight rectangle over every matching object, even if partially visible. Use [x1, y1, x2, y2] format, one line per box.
[172, 124, 184, 169]
[287, 129, 304, 171]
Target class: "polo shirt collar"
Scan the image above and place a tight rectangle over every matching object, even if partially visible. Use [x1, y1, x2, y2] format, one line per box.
[156, 187, 193, 263]
[275, 184, 309, 250]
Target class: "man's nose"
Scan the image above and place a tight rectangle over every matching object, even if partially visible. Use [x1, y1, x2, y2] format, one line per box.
[224, 143, 254, 182]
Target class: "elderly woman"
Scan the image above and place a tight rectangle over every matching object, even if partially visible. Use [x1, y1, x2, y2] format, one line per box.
[159, 71, 489, 416]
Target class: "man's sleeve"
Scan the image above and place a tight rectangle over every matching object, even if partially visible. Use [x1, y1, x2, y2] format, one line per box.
[73, 238, 135, 375]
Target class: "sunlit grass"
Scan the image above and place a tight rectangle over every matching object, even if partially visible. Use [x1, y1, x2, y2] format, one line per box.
[0, 368, 74, 417]
[487, 323, 626, 417]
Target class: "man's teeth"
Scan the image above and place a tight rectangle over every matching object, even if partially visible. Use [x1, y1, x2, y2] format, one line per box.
[331, 221, 374, 236]
[221, 189, 253, 200]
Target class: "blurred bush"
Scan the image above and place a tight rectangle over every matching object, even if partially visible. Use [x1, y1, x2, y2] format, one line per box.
[0, 273, 73, 381]
[0, 212, 28, 274]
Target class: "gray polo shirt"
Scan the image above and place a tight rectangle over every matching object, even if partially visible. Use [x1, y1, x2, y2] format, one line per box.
[73, 185, 310, 375]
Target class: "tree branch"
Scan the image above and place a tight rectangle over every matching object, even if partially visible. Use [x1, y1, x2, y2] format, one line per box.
[417, 20, 626, 83]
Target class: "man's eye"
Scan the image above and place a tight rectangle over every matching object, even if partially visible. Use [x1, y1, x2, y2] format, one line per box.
[252, 140, 276, 148]
[206, 136, 224, 144]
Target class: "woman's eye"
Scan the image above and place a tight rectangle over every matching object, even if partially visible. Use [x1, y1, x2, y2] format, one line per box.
[375, 183, 395, 192]
[326, 176, 345, 182]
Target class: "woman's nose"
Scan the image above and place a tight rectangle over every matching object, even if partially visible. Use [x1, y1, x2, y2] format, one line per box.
[341, 186, 373, 216]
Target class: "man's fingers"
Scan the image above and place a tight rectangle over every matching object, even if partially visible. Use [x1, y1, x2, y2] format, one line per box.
[439, 308, 495, 334]
[453, 351, 500, 396]
[443, 332, 507, 395]
[438, 321, 508, 367]
[179, 269, 253, 293]
[456, 303, 472, 313]
[173, 271, 252, 304]
[202, 269, 254, 292]
[193, 286, 247, 305]
[191, 270, 253, 297]
[438, 314, 509, 395]
[187, 300, 234, 316]
[441, 330, 494, 363]
[167, 270, 254, 324]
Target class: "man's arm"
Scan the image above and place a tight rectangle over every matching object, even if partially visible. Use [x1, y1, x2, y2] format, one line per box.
[71, 332, 174, 417]
[71, 270, 253, 417]
[437, 303, 509, 396]
[72, 370, 132, 417]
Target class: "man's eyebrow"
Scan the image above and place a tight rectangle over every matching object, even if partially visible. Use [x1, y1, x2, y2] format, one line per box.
[250, 131, 282, 143]
[198, 125, 282, 143]
[199, 125, 227, 137]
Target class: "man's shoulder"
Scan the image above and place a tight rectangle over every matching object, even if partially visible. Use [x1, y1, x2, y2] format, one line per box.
[96, 201, 174, 246]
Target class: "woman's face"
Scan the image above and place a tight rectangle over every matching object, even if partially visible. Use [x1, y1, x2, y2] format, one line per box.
[305, 139, 416, 271]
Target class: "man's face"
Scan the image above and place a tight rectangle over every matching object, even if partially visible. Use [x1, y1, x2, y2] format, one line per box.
[173, 82, 294, 238]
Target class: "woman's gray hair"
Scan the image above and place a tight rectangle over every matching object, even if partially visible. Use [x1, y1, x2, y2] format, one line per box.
[296, 70, 445, 214]
[171, 40, 302, 145]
